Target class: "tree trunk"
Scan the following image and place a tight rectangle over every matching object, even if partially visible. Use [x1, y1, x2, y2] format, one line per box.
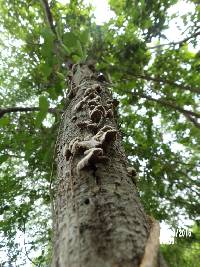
[51, 64, 161, 267]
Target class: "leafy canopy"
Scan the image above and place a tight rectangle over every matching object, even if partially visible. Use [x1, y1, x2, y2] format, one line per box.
[0, 0, 199, 265]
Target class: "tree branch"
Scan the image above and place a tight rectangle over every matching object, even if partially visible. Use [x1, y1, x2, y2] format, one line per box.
[135, 93, 200, 129]
[183, 113, 200, 129]
[0, 107, 61, 119]
[39, 0, 71, 66]
[39, 0, 56, 34]
[131, 73, 200, 94]
[23, 220, 39, 267]
[148, 30, 200, 49]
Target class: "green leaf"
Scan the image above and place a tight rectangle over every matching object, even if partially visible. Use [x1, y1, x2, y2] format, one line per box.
[40, 62, 52, 78]
[48, 88, 58, 100]
[72, 55, 81, 63]
[62, 32, 83, 58]
[41, 27, 55, 59]
[39, 96, 49, 113]
[35, 112, 46, 127]
[0, 154, 9, 164]
[35, 96, 49, 127]
[56, 18, 64, 39]
[24, 137, 34, 158]
[76, 40, 83, 57]
[61, 43, 71, 55]
[79, 29, 90, 44]
[41, 27, 55, 41]
[63, 32, 78, 49]
[56, 72, 65, 80]
[0, 117, 10, 127]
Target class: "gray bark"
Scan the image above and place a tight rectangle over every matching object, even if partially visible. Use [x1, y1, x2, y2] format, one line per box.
[51, 65, 152, 267]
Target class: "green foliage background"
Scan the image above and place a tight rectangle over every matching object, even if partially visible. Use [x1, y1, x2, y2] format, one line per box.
[0, 0, 199, 265]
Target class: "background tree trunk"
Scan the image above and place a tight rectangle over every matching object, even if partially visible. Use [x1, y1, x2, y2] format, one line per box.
[52, 65, 151, 267]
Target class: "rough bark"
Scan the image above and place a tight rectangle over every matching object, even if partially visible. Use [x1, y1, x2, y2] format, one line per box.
[51, 65, 162, 267]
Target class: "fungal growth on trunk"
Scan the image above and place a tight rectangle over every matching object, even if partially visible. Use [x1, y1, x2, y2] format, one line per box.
[127, 166, 138, 185]
[52, 64, 161, 267]
[64, 83, 118, 174]
[77, 147, 104, 174]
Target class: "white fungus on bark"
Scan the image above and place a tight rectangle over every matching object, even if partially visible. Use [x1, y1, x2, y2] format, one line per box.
[63, 125, 117, 174]
[77, 147, 103, 174]
[94, 125, 117, 145]
[74, 92, 97, 112]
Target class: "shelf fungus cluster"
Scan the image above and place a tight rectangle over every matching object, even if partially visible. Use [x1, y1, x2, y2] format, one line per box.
[63, 82, 118, 176]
